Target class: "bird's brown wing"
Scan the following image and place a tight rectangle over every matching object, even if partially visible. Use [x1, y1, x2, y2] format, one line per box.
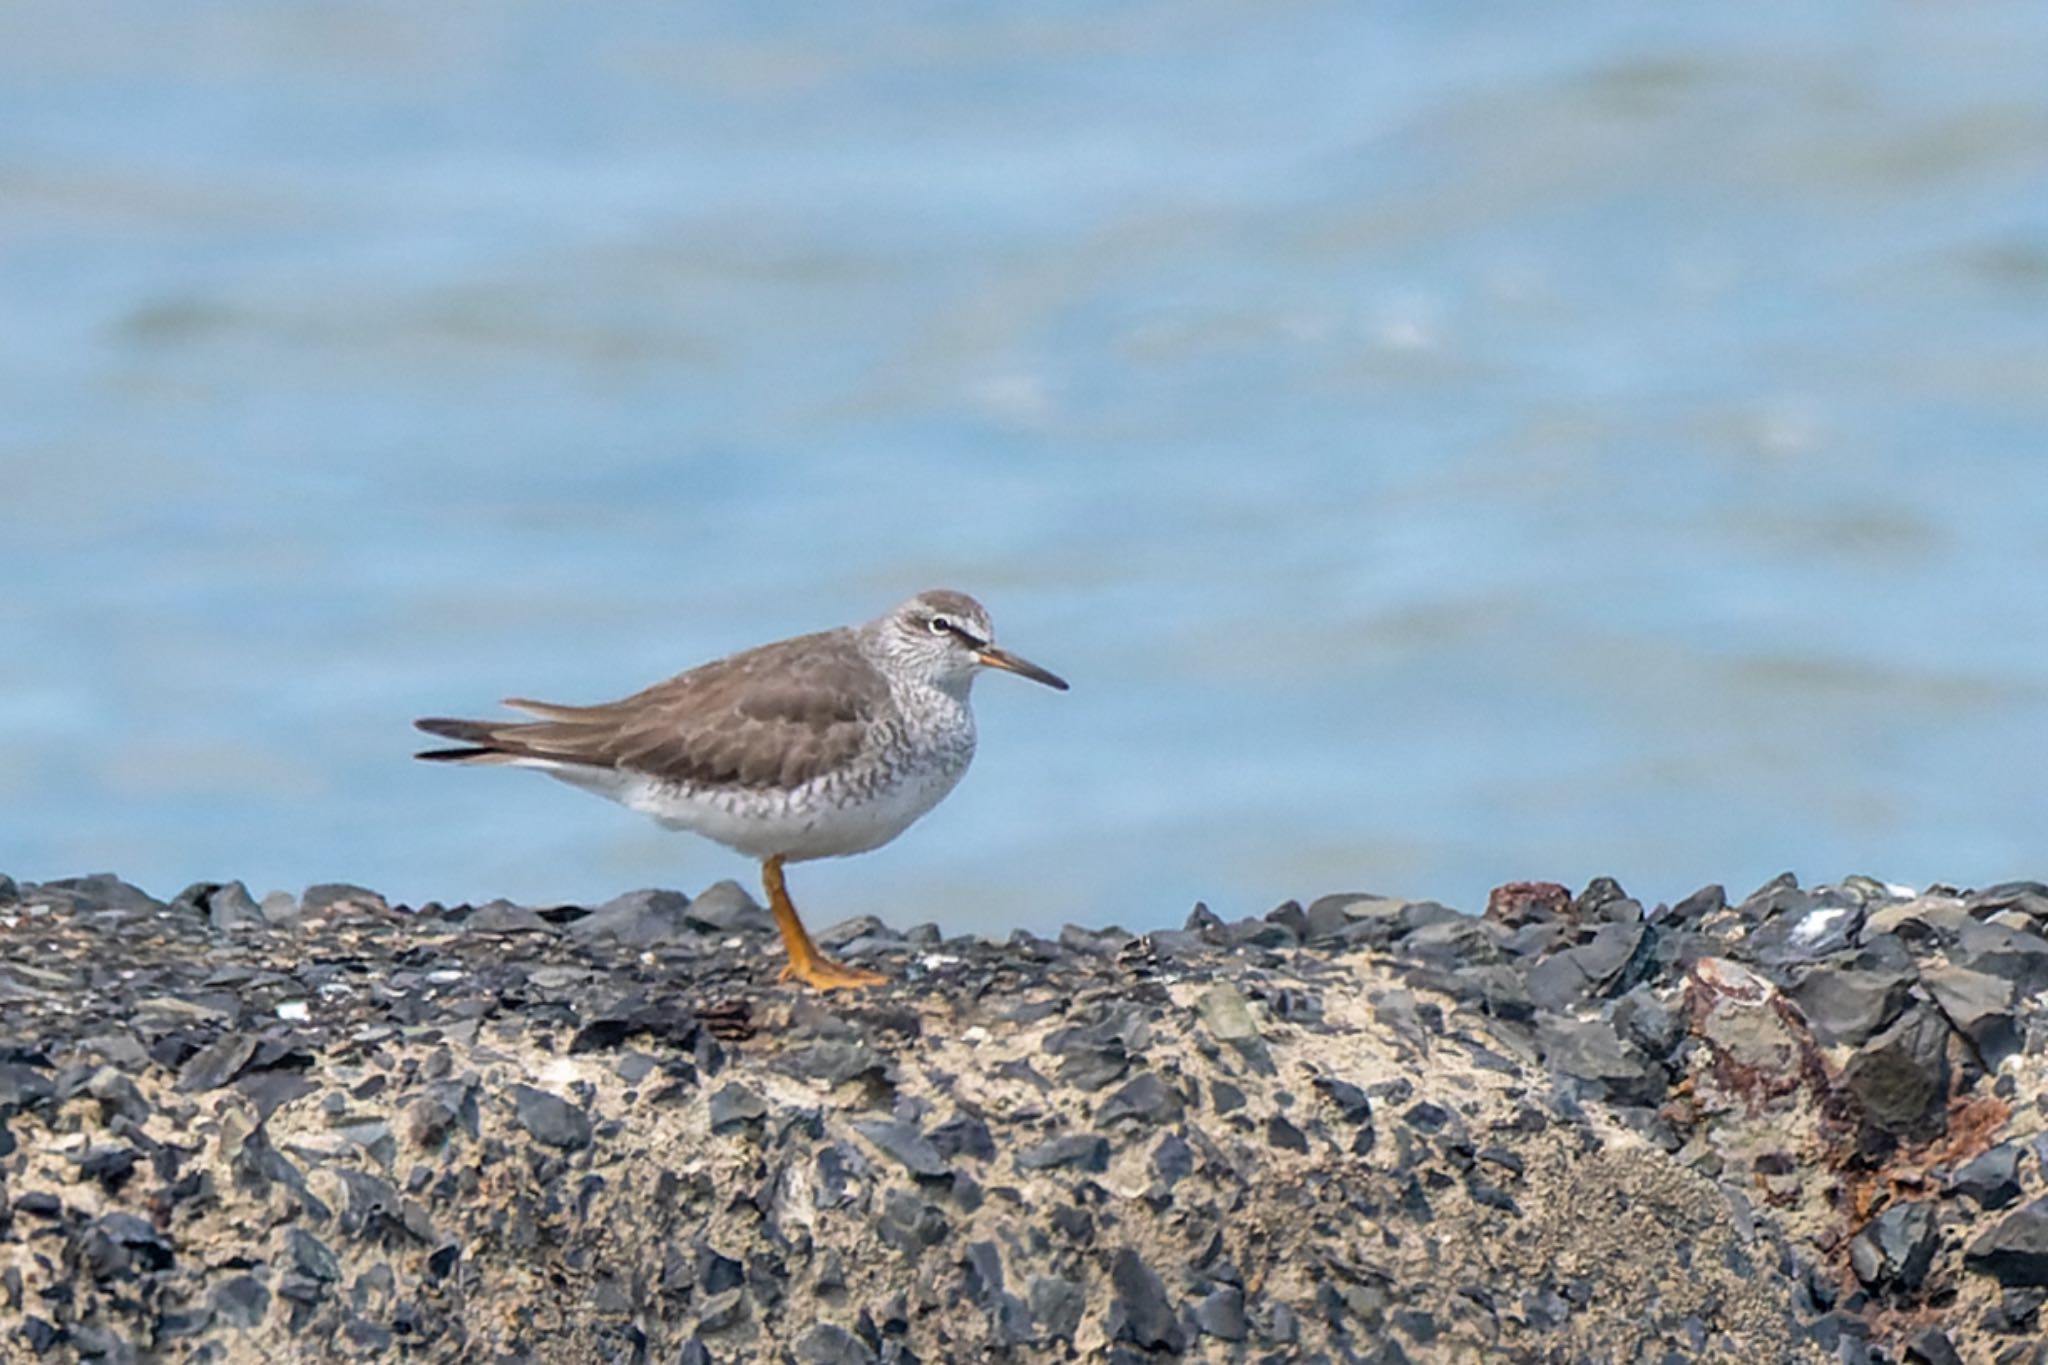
[416, 627, 890, 790]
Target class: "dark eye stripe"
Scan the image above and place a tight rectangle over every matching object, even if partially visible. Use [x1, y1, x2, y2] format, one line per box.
[944, 622, 987, 649]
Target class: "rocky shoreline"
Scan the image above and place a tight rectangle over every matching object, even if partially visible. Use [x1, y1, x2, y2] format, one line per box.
[3, 870, 2047, 1363]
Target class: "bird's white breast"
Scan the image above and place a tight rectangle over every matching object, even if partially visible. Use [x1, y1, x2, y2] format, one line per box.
[525, 694, 977, 863]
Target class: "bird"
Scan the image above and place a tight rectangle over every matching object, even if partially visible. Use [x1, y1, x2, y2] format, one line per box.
[414, 589, 1068, 989]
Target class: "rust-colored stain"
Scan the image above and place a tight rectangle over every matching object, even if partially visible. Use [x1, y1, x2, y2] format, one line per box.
[1485, 881, 1571, 926]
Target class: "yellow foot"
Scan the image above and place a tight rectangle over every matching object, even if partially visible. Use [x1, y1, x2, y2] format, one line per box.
[778, 955, 890, 991]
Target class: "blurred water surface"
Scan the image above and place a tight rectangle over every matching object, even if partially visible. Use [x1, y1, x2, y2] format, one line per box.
[4, 2, 2047, 934]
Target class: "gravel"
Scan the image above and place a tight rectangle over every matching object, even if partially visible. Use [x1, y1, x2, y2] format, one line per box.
[6, 866, 2048, 1361]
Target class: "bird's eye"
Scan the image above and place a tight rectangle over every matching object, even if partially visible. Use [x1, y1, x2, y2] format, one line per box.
[928, 616, 952, 635]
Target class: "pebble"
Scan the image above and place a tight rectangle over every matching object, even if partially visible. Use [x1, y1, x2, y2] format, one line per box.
[511, 1084, 592, 1151]
[853, 1119, 950, 1178]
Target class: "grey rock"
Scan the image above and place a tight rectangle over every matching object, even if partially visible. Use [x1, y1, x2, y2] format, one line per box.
[207, 881, 265, 931]
[511, 1085, 591, 1151]
[568, 888, 693, 945]
[1790, 969, 1912, 1046]
[1903, 1328, 1964, 1365]
[1109, 1247, 1184, 1353]
[876, 1189, 949, 1253]
[1096, 1073, 1184, 1128]
[1151, 1130, 1193, 1185]
[286, 1228, 341, 1282]
[1950, 1143, 2025, 1210]
[301, 882, 386, 915]
[928, 1114, 996, 1164]
[708, 1082, 767, 1133]
[1845, 1005, 1950, 1136]
[1953, 920, 2048, 993]
[796, 1322, 877, 1365]
[1195, 983, 1259, 1042]
[1967, 1196, 2048, 1287]
[1921, 965, 2020, 1068]
[697, 1247, 744, 1295]
[35, 873, 164, 914]
[212, 1274, 270, 1328]
[260, 890, 300, 925]
[1667, 883, 1727, 923]
[1612, 986, 1681, 1059]
[1752, 902, 1864, 965]
[696, 1287, 748, 1333]
[466, 901, 554, 934]
[1030, 1276, 1085, 1342]
[175, 1033, 259, 1093]
[1015, 1134, 1110, 1173]
[1314, 1077, 1371, 1125]
[1537, 1018, 1664, 1105]
[853, 1119, 950, 1178]
[687, 880, 773, 934]
[778, 1039, 891, 1088]
[1573, 921, 1651, 994]
[1849, 1201, 1937, 1290]
[1195, 1285, 1248, 1340]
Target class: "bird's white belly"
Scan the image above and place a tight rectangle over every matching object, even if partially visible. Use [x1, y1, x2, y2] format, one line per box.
[529, 754, 971, 863]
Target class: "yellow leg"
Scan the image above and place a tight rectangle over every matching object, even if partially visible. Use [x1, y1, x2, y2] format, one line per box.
[761, 855, 888, 991]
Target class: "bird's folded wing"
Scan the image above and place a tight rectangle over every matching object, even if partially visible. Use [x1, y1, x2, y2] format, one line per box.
[468, 628, 888, 790]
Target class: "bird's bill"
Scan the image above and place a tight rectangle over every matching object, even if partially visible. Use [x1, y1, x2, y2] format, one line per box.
[975, 646, 1069, 691]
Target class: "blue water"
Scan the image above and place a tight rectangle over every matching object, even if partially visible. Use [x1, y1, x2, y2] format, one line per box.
[5, 2, 2047, 935]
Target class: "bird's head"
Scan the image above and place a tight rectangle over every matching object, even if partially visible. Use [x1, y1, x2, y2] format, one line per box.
[874, 589, 1069, 694]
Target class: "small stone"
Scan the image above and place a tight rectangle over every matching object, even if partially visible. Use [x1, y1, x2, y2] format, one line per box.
[1404, 1102, 1452, 1133]
[696, 1287, 748, 1333]
[779, 1039, 891, 1087]
[1015, 1134, 1110, 1173]
[1752, 902, 1864, 964]
[1845, 1005, 1950, 1136]
[1950, 1144, 2025, 1211]
[1196, 983, 1271, 1061]
[286, 1228, 341, 1282]
[1966, 1197, 2048, 1287]
[1030, 1276, 1085, 1342]
[876, 1189, 949, 1253]
[465, 902, 554, 934]
[36, 873, 163, 914]
[207, 880, 265, 931]
[1789, 969, 1913, 1046]
[1195, 1285, 1248, 1340]
[687, 880, 773, 934]
[511, 1085, 591, 1151]
[698, 1248, 745, 1295]
[1612, 987, 1682, 1059]
[1109, 1247, 1184, 1353]
[175, 1033, 259, 1093]
[1920, 966, 2020, 1069]
[1850, 1202, 1938, 1290]
[796, 1322, 878, 1365]
[708, 1082, 767, 1133]
[1315, 1077, 1371, 1125]
[568, 888, 694, 946]
[928, 1114, 996, 1164]
[1266, 1114, 1308, 1152]
[853, 1119, 950, 1178]
[212, 1274, 270, 1328]
[1096, 1073, 1184, 1128]
[1537, 1018, 1663, 1104]
[1903, 1328, 1965, 1365]
[301, 882, 386, 915]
